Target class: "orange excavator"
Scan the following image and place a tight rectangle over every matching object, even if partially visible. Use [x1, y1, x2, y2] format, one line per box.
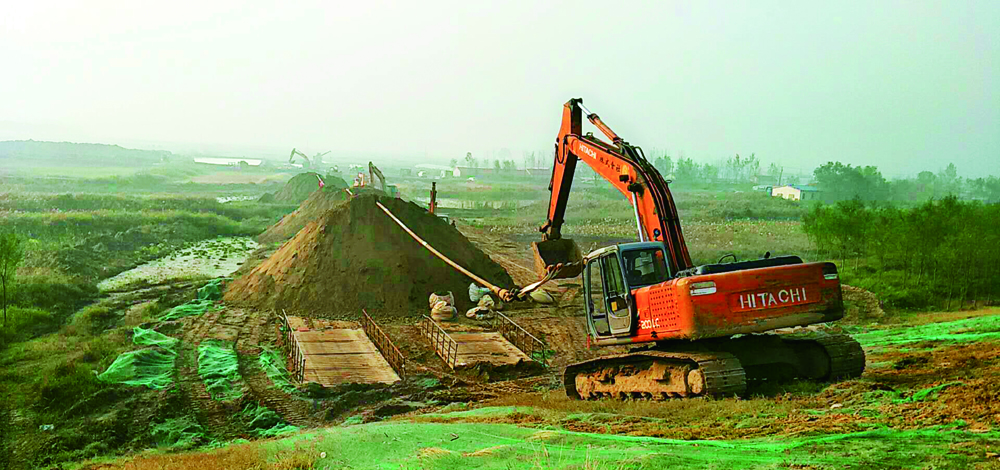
[534, 99, 865, 399]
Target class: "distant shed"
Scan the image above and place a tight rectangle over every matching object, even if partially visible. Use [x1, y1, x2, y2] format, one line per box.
[193, 157, 263, 167]
[772, 185, 820, 201]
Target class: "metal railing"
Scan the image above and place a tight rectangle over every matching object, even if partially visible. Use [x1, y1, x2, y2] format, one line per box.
[491, 312, 549, 366]
[420, 315, 459, 369]
[280, 310, 306, 382]
[361, 309, 406, 379]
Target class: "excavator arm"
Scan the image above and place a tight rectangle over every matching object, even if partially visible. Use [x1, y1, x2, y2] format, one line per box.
[369, 162, 386, 192]
[538, 98, 692, 275]
[289, 148, 312, 168]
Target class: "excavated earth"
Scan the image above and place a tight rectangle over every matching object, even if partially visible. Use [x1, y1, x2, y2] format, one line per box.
[258, 171, 348, 205]
[256, 184, 353, 245]
[225, 194, 514, 318]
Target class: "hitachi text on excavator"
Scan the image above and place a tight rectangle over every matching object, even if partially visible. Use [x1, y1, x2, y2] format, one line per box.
[533, 98, 865, 399]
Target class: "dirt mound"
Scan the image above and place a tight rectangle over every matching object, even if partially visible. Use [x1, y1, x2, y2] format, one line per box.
[225, 194, 513, 317]
[258, 172, 348, 205]
[257, 187, 352, 246]
[842, 285, 886, 320]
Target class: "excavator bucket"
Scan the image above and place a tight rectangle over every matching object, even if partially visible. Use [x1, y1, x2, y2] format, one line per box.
[531, 239, 584, 279]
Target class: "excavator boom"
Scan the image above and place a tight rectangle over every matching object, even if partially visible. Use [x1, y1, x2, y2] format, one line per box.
[536, 99, 691, 277]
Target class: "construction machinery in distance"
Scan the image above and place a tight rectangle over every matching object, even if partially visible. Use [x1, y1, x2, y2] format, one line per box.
[533, 98, 865, 399]
[368, 162, 399, 198]
[288, 148, 331, 169]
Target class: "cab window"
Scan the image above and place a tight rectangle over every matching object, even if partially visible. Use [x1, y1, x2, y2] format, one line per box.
[622, 248, 670, 288]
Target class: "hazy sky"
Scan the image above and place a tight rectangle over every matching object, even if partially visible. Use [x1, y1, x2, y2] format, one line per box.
[2, 1, 997, 177]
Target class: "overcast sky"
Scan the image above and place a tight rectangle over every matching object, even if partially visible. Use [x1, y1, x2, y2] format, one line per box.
[2, 0, 997, 177]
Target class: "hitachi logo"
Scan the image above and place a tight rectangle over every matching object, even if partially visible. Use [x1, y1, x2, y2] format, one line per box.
[578, 144, 597, 158]
[737, 287, 808, 310]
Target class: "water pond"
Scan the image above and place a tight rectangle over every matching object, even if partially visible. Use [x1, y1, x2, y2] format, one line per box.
[98, 236, 259, 291]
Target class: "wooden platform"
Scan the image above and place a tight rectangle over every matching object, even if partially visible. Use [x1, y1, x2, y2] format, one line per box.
[450, 331, 531, 368]
[287, 317, 400, 386]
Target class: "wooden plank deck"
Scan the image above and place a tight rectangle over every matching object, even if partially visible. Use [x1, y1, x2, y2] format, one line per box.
[288, 318, 400, 386]
[450, 331, 531, 368]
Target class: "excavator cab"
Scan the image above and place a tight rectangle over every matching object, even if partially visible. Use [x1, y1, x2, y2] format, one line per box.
[584, 242, 671, 338]
[584, 246, 632, 337]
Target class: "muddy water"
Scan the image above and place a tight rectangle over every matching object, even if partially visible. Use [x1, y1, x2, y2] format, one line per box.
[411, 197, 535, 209]
[98, 237, 259, 291]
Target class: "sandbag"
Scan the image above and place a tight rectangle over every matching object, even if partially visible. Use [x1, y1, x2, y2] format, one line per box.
[431, 303, 456, 321]
[477, 295, 495, 309]
[429, 291, 455, 308]
[468, 283, 491, 303]
[466, 306, 488, 318]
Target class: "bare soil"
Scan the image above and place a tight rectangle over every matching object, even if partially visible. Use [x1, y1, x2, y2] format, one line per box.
[225, 194, 514, 318]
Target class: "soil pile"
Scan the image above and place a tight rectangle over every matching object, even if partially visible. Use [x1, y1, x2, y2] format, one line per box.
[842, 285, 886, 320]
[258, 172, 348, 205]
[257, 186, 352, 246]
[225, 194, 513, 317]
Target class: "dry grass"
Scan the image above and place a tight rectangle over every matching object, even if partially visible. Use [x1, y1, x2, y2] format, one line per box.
[88, 441, 316, 470]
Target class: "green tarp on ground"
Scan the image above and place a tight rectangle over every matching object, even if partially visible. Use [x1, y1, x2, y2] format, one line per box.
[854, 314, 1000, 348]
[259, 347, 298, 395]
[97, 327, 178, 389]
[197, 339, 242, 401]
[239, 403, 298, 437]
[157, 278, 227, 321]
[262, 420, 999, 470]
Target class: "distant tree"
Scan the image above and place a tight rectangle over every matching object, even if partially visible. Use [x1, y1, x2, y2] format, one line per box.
[465, 152, 473, 167]
[449, 158, 459, 168]
[917, 171, 936, 186]
[0, 233, 25, 327]
[937, 163, 961, 195]
[813, 161, 888, 201]
[493, 159, 502, 171]
[675, 158, 700, 182]
[701, 163, 719, 183]
[654, 155, 674, 176]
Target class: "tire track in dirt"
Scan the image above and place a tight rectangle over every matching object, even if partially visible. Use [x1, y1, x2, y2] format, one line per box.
[233, 308, 321, 428]
[175, 308, 239, 439]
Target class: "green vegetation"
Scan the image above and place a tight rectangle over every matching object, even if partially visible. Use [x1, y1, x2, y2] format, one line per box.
[0, 232, 25, 327]
[804, 197, 1000, 308]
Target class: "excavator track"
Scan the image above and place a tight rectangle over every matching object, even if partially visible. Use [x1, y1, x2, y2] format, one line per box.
[564, 351, 746, 400]
[783, 333, 866, 380]
[564, 332, 866, 400]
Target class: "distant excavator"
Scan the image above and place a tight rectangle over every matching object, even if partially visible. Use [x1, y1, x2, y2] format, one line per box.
[363, 162, 399, 198]
[288, 148, 331, 169]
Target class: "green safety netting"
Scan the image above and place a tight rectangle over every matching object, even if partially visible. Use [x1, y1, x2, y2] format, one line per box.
[259, 348, 298, 395]
[894, 382, 964, 404]
[197, 340, 242, 401]
[259, 420, 999, 470]
[239, 402, 298, 437]
[156, 279, 227, 322]
[197, 278, 227, 301]
[150, 416, 206, 449]
[97, 327, 178, 389]
[854, 314, 1000, 348]
[133, 326, 179, 349]
[159, 299, 216, 321]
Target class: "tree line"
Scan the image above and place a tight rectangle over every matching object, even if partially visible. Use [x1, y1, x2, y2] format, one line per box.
[812, 161, 1000, 203]
[803, 196, 1000, 309]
